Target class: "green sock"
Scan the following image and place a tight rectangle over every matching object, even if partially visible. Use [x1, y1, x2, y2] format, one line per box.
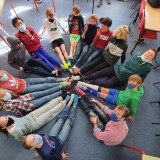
[62, 61, 69, 69]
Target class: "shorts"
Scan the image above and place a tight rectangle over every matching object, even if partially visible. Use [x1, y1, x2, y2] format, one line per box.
[105, 89, 119, 105]
[51, 38, 64, 50]
[70, 34, 80, 43]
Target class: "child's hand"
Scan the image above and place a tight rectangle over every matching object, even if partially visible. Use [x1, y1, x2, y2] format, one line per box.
[96, 29, 101, 37]
[128, 116, 135, 122]
[90, 116, 97, 124]
[34, 152, 40, 158]
[90, 98, 99, 104]
[81, 33, 85, 39]
[61, 152, 69, 160]
[141, 83, 145, 87]
[64, 30, 70, 35]
[25, 29, 31, 36]
[84, 24, 89, 32]
[19, 67, 23, 71]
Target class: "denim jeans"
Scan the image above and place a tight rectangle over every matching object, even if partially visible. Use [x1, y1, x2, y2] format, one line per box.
[71, 40, 89, 66]
[29, 85, 63, 108]
[49, 106, 76, 144]
[31, 46, 61, 70]
[80, 44, 103, 68]
[24, 77, 58, 93]
[24, 58, 53, 77]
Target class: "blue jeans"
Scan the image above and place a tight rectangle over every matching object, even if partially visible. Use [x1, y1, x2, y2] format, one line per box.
[31, 46, 61, 70]
[72, 40, 89, 66]
[24, 77, 58, 93]
[24, 58, 54, 77]
[49, 106, 76, 144]
[29, 85, 63, 108]
[80, 44, 103, 68]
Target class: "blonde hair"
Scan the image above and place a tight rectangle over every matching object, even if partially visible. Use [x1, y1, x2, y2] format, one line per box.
[113, 25, 129, 40]
[46, 7, 54, 18]
[88, 14, 99, 23]
[128, 74, 142, 85]
[72, 5, 80, 14]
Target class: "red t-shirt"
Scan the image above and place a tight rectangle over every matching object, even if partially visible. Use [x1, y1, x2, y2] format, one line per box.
[15, 27, 41, 53]
[0, 70, 26, 94]
[93, 28, 113, 50]
[71, 18, 80, 34]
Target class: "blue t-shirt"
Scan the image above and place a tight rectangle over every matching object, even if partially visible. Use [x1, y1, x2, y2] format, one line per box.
[37, 134, 63, 160]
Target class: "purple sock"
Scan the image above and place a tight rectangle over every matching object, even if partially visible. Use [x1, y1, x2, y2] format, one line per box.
[85, 88, 100, 97]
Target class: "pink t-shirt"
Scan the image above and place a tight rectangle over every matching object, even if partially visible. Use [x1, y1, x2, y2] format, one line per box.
[0, 70, 26, 94]
[94, 106, 128, 146]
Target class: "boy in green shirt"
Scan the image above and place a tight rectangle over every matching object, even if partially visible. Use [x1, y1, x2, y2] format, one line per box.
[77, 74, 144, 122]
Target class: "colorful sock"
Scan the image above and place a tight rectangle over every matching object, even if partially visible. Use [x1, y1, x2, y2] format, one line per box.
[77, 83, 87, 90]
[78, 81, 99, 91]
[62, 61, 69, 69]
[67, 94, 74, 107]
[72, 76, 81, 81]
[66, 59, 71, 66]
[73, 95, 79, 107]
[64, 95, 71, 103]
[85, 88, 100, 97]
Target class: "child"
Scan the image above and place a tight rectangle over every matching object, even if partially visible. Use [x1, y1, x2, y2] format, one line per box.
[75, 87, 130, 146]
[39, 8, 71, 70]
[68, 5, 84, 59]
[0, 82, 70, 116]
[0, 70, 69, 94]
[77, 74, 144, 122]
[22, 94, 79, 160]
[77, 25, 129, 76]
[0, 94, 71, 140]
[73, 17, 113, 73]
[71, 14, 99, 68]
[7, 36, 60, 77]
[12, 17, 64, 75]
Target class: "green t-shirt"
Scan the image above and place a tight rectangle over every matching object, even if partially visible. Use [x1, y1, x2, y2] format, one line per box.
[117, 86, 144, 116]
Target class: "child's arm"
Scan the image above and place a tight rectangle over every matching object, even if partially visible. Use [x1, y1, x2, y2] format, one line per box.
[8, 54, 21, 70]
[92, 29, 101, 44]
[129, 98, 139, 122]
[81, 24, 88, 39]
[39, 22, 47, 38]
[90, 98, 105, 110]
[26, 27, 40, 44]
[121, 44, 128, 64]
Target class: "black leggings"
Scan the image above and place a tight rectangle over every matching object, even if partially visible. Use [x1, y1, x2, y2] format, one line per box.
[81, 55, 111, 76]
[78, 95, 109, 126]
[85, 66, 122, 88]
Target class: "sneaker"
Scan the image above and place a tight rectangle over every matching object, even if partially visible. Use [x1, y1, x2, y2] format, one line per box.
[123, 0, 128, 1]
[75, 86, 86, 96]
[97, 0, 102, 7]
[72, 75, 81, 81]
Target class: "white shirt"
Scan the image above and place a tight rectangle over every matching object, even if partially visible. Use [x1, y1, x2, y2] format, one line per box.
[42, 17, 64, 42]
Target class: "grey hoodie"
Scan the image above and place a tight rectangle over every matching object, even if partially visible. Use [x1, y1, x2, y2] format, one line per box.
[7, 37, 31, 70]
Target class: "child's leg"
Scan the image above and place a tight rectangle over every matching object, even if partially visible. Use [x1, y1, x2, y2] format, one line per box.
[48, 106, 70, 138]
[72, 42, 77, 55]
[33, 50, 56, 70]
[69, 40, 75, 57]
[38, 46, 61, 67]
[60, 44, 69, 60]
[100, 89, 119, 104]
[78, 81, 99, 91]
[30, 90, 63, 108]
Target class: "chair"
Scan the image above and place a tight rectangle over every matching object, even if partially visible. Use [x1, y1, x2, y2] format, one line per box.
[122, 145, 160, 160]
